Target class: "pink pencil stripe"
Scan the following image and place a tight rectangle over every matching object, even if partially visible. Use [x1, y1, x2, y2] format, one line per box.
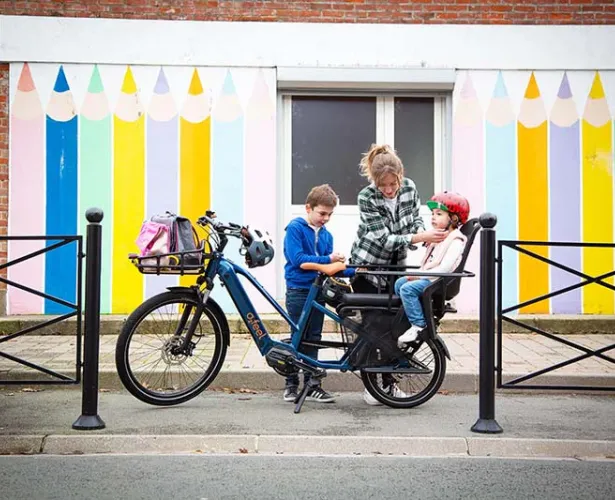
[9, 117, 45, 314]
[452, 74, 484, 315]
[244, 71, 276, 311]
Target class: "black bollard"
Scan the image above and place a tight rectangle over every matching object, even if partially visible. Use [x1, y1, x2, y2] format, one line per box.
[73, 208, 106, 430]
[471, 213, 503, 434]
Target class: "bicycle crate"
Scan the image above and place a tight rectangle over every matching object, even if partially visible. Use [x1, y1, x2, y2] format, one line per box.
[129, 241, 209, 276]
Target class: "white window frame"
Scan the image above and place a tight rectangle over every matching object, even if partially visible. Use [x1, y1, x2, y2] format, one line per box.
[276, 90, 452, 298]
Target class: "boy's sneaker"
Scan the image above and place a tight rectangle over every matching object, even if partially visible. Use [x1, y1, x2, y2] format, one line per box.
[283, 386, 299, 402]
[397, 325, 424, 348]
[306, 386, 336, 403]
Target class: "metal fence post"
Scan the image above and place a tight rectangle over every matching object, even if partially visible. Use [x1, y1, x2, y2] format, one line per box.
[73, 208, 106, 430]
[471, 212, 503, 434]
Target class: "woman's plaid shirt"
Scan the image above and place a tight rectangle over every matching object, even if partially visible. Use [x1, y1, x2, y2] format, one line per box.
[350, 177, 425, 266]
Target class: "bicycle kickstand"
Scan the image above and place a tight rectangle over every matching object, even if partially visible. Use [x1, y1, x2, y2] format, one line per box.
[294, 377, 322, 414]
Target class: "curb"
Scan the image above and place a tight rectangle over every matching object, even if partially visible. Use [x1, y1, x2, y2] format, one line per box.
[2, 314, 615, 335]
[3, 369, 615, 394]
[1, 434, 614, 459]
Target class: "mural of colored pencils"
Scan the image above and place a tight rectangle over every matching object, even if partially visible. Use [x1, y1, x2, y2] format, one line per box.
[244, 70, 276, 311]
[581, 72, 613, 314]
[8, 63, 45, 314]
[179, 69, 211, 288]
[79, 65, 112, 313]
[112, 66, 145, 313]
[517, 73, 549, 313]
[485, 72, 517, 312]
[146, 67, 178, 298]
[451, 73, 483, 315]
[45, 66, 78, 314]
[212, 70, 244, 312]
[549, 73, 581, 314]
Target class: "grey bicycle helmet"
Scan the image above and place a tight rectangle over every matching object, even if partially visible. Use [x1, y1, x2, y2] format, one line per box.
[322, 276, 352, 308]
[243, 226, 274, 268]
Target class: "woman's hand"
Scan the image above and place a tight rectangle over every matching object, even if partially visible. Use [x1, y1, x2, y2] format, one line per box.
[414, 229, 447, 244]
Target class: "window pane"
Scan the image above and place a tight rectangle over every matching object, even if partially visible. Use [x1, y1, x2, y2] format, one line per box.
[394, 97, 434, 202]
[291, 96, 376, 206]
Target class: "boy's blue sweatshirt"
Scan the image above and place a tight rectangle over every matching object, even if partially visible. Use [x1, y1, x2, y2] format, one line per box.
[283, 217, 355, 288]
[284, 217, 334, 289]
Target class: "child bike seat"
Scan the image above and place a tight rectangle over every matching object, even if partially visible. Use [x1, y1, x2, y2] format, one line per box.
[339, 293, 402, 308]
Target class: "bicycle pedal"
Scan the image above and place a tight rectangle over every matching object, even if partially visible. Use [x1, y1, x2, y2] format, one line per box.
[265, 345, 295, 365]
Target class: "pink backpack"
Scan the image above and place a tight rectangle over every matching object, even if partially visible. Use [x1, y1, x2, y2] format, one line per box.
[135, 221, 171, 266]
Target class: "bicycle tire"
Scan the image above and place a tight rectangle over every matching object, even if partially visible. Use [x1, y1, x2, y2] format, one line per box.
[360, 338, 447, 409]
[115, 290, 228, 406]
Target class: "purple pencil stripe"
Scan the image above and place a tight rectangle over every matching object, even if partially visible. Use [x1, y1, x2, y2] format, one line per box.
[145, 114, 179, 299]
[550, 121, 581, 314]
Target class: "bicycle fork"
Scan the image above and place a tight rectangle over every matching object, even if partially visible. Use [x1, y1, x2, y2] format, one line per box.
[171, 302, 204, 354]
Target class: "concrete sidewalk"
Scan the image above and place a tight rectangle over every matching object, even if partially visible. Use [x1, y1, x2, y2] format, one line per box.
[1, 330, 614, 460]
[0, 390, 613, 459]
[1, 332, 614, 392]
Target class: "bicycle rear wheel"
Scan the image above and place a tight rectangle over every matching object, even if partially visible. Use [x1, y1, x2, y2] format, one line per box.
[360, 338, 447, 409]
[115, 290, 228, 406]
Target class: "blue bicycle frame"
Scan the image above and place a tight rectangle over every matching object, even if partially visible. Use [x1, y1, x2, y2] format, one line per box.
[204, 251, 353, 371]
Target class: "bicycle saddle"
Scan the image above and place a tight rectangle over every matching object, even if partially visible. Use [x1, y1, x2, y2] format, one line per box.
[300, 261, 347, 276]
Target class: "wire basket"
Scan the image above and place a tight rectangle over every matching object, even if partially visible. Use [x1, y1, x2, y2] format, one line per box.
[130, 241, 209, 276]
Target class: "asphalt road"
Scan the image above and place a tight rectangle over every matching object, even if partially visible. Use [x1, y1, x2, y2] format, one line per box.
[1, 455, 613, 500]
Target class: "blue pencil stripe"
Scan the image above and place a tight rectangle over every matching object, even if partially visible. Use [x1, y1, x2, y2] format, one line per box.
[211, 117, 244, 313]
[486, 121, 517, 311]
[45, 115, 79, 314]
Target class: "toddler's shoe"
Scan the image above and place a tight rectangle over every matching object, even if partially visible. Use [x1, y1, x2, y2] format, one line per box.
[397, 325, 424, 348]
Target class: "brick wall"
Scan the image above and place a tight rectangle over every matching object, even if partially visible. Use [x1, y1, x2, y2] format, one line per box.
[0, 1, 614, 308]
[1, 0, 614, 24]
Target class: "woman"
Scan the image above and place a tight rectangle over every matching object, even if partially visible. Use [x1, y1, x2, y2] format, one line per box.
[349, 144, 447, 405]
[350, 144, 447, 293]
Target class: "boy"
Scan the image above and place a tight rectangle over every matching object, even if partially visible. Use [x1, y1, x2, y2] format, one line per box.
[283, 184, 345, 403]
[396, 191, 470, 348]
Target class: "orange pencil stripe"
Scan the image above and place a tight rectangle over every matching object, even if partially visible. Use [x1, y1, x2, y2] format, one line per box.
[517, 74, 549, 313]
[179, 69, 211, 287]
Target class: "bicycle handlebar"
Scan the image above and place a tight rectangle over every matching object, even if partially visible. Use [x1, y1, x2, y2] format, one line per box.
[197, 211, 250, 247]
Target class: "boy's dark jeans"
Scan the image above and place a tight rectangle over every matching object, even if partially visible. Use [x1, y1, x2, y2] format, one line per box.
[285, 287, 324, 388]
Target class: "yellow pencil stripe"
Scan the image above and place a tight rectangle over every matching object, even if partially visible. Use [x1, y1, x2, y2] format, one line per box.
[112, 114, 145, 312]
[179, 116, 211, 287]
[518, 121, 550, 313]
[582, 119, 613, 314]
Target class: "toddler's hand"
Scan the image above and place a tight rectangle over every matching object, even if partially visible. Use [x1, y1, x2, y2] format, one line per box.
[406, 276, 418, 281]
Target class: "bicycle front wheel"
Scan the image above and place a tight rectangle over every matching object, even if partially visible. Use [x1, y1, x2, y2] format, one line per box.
[115, 290, 228, 406]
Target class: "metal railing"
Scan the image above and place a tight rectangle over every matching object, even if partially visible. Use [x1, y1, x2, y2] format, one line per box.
[496, 240, 615, 392]
[0, 235, 83, 385]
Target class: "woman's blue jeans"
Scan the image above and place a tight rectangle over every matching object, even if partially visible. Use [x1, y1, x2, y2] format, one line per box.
[394, 277, 431, 328]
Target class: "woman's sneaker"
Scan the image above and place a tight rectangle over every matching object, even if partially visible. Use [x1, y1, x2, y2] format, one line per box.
[306, 386, 336, 403]
[283, 386, 299, 402]
[388, 384, 409, 399]
[363, 385, 409, 406]
[363, 389, 383, 406]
